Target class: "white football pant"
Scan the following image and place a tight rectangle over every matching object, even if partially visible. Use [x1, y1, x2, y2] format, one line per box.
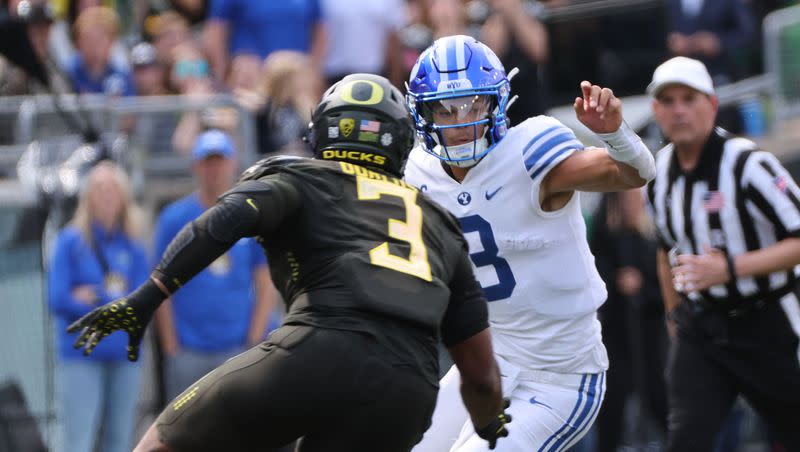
[412, 357, 606, 452]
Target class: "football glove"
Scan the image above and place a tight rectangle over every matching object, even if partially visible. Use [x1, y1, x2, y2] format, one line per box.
[67, 279, 164, 361]
[476, 398, 512, 450]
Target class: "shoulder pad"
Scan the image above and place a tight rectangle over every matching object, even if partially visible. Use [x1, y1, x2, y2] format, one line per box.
[219, 179, 277, 200]
[237, 155, 308, 183]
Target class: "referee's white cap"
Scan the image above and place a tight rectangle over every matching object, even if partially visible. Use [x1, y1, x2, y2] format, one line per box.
[647, 56, 715, 97]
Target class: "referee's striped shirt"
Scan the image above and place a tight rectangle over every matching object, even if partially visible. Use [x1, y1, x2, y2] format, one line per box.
[645, 127, 800, 302]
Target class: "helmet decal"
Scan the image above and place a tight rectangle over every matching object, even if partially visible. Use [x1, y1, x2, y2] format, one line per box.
[309, 74, 414, 177]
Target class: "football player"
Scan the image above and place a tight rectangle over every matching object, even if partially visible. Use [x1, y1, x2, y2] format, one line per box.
[67, 74, 512, 452]
[404, 35, 656, 452]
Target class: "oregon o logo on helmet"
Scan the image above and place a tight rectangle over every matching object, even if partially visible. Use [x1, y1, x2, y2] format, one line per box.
[340, 80, 385, 105]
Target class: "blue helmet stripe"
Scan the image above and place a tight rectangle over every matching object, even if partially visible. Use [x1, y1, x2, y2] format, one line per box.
[455, 35, 467, 81]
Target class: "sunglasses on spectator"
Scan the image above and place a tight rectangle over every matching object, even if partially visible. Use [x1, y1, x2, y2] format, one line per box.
[174, 59, 209, 80]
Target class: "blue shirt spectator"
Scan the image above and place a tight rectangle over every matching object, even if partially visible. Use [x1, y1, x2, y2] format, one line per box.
[209, 0, 321, 58]
[153, 193, 267, 350]
[65, 6, 135, 96]
[152, 129, 276, 401]
[49, 161, 147, 452]
[666, 0, 757, 83]
[204, 0, 326, 83]
[65, 53, 135, 95]
[50, 223, 148, 360]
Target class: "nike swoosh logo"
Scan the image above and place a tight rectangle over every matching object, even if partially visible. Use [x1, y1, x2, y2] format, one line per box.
[485, 187, 503, 200]
[530, 396, 553, 410]
[246, 198, 259, 211]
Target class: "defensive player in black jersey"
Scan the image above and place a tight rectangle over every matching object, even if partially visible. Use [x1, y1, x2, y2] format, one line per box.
[67, 74, 511, 452]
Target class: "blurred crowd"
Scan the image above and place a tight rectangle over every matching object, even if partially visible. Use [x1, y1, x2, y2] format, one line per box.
[0, 0, 794, 154]
[1, 0, 799, 451]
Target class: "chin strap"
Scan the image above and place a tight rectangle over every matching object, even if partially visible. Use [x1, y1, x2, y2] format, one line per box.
[596, 121, 656, 182]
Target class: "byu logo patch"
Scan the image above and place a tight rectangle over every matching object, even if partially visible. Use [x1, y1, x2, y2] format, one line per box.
[457, 192, 472, 205]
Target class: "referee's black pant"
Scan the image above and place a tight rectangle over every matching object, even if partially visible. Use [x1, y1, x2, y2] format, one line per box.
[666, 294, 800, 452]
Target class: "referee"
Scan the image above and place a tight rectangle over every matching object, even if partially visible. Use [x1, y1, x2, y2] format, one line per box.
[644, 56, 800, 451]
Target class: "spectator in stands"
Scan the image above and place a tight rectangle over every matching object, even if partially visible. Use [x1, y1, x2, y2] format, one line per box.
[167, 41, 217, 154]
[128, 41, 180, 158]
[64, 6, 135, 96]
[254, 50, 322, 157]
[227, 53, 262, 108]
[480, 0, 550, 120]
[202, 0, 327, 84]
[131, 41, 168, 96]
[665, 0, 757, 85]
[48, 161, 147, 452]
[396, 0, 478, 89]
[319, 0, 407, 88]
[49, 0, 131, 73]
[0, 0, 70, 96]
[152, 129, 276, 401]
[145, 10, 192, 68]
[165, 0, 209, 25]
[166, 40, 211, 95]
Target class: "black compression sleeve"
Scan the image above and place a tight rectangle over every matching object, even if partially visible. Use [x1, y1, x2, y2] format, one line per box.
[153, 202, 252, 293]
[153, 176, 302, 294]
[441, 252, 490, 347]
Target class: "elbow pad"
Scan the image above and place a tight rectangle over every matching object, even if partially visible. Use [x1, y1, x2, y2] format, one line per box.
[206, 192, 263, 244]
[216, 178, 302, 234]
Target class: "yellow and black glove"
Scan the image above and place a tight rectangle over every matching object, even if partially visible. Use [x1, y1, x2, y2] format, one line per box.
[476, 398, 512, 450]
[67, 279, 164, 361]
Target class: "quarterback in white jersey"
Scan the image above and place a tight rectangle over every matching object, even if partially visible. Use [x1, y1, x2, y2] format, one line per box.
[405, 35, 656, 452]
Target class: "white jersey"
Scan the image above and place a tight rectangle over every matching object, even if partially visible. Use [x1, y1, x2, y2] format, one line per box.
[405, 116, 609, 373]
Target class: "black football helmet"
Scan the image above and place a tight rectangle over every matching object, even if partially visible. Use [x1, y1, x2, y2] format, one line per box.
[309, 74, 414, 177]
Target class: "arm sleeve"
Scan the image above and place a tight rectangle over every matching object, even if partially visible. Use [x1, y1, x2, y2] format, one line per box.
[47, 232, 95, 320]
[441, 251, 490, 347]
[743, 152, 800, 237]
[154, 176, 301, 293]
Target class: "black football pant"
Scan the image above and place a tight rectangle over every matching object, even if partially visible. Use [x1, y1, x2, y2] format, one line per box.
[156, 324, 438, 452]
[666, 296, 800, 452]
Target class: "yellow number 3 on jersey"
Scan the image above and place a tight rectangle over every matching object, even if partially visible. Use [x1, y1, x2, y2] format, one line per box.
[357, 176, 432, 282]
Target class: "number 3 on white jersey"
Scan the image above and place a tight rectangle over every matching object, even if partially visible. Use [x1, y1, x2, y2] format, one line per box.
[459, 215, 516, 301]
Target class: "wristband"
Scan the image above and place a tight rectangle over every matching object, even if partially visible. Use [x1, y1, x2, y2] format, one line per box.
[596, 121, 656, 181]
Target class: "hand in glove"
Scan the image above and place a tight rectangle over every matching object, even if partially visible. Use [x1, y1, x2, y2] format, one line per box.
[476, 398, 512, 450]
[67, 279, 164, 361]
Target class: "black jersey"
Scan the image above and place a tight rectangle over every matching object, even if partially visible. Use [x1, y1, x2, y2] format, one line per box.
[237, 156, 487, 348]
